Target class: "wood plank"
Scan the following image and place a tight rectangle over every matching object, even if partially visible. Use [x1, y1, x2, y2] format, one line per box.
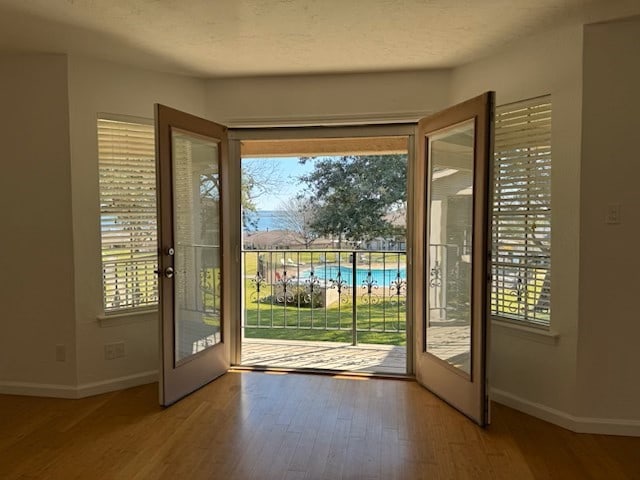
[1, 372, 639, 479]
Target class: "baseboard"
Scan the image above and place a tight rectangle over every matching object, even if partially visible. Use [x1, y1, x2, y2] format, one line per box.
[0, 381, 79, 398]
[0, 371, 158, 399]
[491, 388, 640, 437]
[76, 370, 158, 398]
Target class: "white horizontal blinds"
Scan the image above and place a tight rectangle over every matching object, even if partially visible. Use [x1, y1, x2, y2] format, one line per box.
[491, 97, 551, 326]
[98, 118, 158, 312]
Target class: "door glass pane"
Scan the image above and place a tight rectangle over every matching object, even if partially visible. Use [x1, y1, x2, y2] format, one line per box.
[426, 120, 474, 375]
[172, 129, 222, 364]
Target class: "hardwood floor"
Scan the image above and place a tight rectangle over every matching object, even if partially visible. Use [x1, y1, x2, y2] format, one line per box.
[1, 372, 638, 479]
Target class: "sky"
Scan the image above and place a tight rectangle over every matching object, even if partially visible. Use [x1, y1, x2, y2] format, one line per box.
[242, 156, 317, 211]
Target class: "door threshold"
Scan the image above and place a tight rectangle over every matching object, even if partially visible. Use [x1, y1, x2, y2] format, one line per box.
[230, 364, 414, 381]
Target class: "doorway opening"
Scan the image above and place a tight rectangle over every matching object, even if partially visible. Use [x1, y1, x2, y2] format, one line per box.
[156, 92, 491, 423]
[238, 135, 409, 374]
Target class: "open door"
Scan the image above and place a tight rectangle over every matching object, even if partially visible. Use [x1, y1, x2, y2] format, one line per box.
[414, 92, 494, 425]
[155, 104, 231, 406]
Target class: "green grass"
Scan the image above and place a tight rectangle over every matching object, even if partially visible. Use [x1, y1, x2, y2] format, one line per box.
[239, 252, 549, 346]
[491, 270, 550, 323]
[243, 250, 407, 273]
[242, 250, 409, 346]
[102, 250, 157, 309]
[243, 276, 407, 346]
[244, 327, 406, 345]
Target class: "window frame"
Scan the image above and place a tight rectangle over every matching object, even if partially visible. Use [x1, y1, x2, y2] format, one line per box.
[97, 114, 159, 315]
[490, 96, 552, 328]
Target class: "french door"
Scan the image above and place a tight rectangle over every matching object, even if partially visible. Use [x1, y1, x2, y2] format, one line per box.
[153, 93, 494, 421]
[155, 104, 232, 406]
[413, 92, 494, 425]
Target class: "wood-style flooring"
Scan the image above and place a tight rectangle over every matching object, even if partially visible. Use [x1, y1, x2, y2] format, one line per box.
[1, 372, 639, 479]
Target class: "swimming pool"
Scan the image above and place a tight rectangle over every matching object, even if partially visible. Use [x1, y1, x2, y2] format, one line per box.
[300, 265, 406, 287]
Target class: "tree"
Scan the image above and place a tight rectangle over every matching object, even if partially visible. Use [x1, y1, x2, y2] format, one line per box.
[274, 197, 318, 248]
[299, 155, 407, 247]
[241, 160, 281, 230]
[200, 159, 280, 230]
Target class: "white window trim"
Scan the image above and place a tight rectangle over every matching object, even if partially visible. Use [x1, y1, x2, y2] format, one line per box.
[96, 113, 158, 316]
[491, 95, 552, 328]
[492, 317, 559, 345]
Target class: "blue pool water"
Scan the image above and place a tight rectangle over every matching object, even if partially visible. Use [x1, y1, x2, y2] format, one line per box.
[300, 265, 406, 287]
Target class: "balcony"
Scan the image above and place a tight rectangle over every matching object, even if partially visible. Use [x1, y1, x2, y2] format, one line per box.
[242, 249, 407, 374]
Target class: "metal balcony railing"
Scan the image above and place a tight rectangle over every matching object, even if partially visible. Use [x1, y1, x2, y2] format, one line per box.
[242, 249, 407, 345]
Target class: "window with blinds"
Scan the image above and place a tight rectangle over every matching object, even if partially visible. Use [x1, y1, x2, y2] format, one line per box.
[98, 118, 158, 313]
[491, 96, 551, 326]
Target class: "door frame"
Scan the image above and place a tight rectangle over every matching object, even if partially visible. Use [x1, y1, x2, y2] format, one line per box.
[227, 123, 417, 374]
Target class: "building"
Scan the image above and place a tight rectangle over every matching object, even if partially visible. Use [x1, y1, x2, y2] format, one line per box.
[1, 0, 640, 440]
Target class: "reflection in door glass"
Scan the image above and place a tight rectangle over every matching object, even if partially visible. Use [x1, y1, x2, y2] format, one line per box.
[426, 120, 474, 375]
[172, 131, 222, 364]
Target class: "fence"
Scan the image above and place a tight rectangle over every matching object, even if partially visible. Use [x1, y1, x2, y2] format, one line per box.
[243, 249, 407, 345]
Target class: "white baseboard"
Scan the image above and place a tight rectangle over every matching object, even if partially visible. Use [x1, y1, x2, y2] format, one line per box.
[0, 370, 158, 399]
[491, 388, 640, 437]
[76, 370, 158, 398]
[0, 381, 79, 398]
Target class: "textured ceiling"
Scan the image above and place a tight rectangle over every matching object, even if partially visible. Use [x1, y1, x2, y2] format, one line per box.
[0, 0, 626, 77]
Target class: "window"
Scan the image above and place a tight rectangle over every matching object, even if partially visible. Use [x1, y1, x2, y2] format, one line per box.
[98, 117, 158, 313]
[491, 96, 551, 326]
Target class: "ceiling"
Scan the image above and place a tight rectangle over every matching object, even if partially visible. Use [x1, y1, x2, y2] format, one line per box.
[0, 0, 623, 78]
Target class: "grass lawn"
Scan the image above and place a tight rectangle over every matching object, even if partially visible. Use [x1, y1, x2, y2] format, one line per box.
[491, 270, 550, 323]
[243, 250, 407, 273]
[243, 278, 407, 346]
[242, 250, 408, 346]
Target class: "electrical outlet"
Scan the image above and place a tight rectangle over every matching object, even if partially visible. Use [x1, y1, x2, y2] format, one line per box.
[56, 344, 66, 362]
[104, 342, 125, 360]
[606, 203, 621, 224]
[113, 341, 125, 359]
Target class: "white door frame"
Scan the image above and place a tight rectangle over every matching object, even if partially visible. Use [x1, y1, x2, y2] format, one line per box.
[227, 123, 417, 374]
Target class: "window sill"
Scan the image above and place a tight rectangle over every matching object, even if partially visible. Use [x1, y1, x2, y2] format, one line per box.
[491, 317, 559, 345]
[98, 308, 158, 327]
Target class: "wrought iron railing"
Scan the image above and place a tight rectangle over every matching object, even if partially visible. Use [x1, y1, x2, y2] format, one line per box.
[491, 262, 551, 325]
[242, 249, 407, 345]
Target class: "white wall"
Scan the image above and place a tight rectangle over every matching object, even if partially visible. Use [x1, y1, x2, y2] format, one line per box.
[1, 59, 450, 396]
[451, 25, 584, 420]
[578, 16, 640, 422]
[205, 70, 451, 125]
[451, 14, 640, 434]
[67, 56, 207, 389]
[0, 54, 77, 392]
[3, 10, 638, 435]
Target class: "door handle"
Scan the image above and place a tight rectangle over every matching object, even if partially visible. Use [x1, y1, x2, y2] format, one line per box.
[155, 267, 175, 278]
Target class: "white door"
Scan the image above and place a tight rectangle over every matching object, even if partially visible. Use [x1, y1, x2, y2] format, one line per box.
[413, 92, 494, 425]
[155, 104, 232, 406]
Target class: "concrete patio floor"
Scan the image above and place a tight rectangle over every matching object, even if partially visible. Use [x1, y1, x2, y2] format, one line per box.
[241, 338, 407, 375]
[240, 324, 470, 375]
